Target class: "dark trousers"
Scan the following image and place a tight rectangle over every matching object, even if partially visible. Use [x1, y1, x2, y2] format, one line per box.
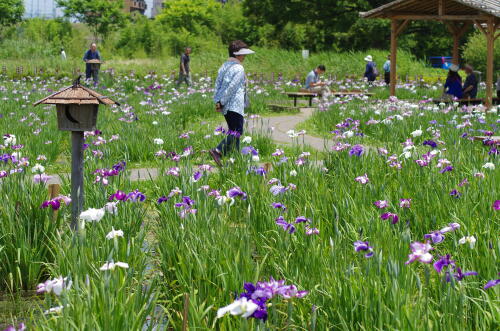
[86, 69, 99, 85]
[497, 90, 500, 98]
[216, 111, 244, 155]
[384, 72, 390, 85]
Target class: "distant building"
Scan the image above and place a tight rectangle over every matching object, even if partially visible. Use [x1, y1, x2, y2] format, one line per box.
[124, 0, 147, 15]
[151, 0, 165, 18]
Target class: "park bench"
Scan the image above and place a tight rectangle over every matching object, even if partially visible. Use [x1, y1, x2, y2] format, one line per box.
[284, 92, 318, 107]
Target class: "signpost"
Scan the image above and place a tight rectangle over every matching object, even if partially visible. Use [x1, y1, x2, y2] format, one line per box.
[33, 76, 118, 230]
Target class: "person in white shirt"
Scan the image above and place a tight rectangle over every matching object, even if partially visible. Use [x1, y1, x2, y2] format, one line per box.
[61, 48, 67, 60]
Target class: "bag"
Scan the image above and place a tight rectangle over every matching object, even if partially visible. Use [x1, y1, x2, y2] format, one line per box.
[372, 63, 379, 77]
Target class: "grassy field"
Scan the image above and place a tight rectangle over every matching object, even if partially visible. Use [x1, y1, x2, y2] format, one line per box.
[0, 71, 498, 330]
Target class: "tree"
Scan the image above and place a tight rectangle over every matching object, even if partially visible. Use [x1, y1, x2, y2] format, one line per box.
[0, 0, 24, 27]
[56, 0, 126, 39]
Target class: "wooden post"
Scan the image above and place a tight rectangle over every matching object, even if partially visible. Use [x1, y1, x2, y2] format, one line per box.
[48, 184, 61, 221]
[486, 20, 495, 108]
[70, 131, 85, 230]
[452, 31, 460, 65]
[390, 19, 398, 97]
[182, 293, 190, 331]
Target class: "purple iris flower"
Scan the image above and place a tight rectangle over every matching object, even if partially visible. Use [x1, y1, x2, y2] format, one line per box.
[450, 268, 478, 282]
[405, 241, 433, 265]
[424, 231, 445, 244]
[484, 273, 500, 289]
[354, 241, 374, 258]
[109, 190, 126, 201]
[125, 189, 146, 202]
[275, 216, 296, 234]
[434, 254, 455, 273]
[493, 200, 500, 210]
[380, 212, 399, 224]
[374, 200, 389, 209]
[440, 222, 460, 233]
[157, 196, 169, 204]
[440, 166, 453, 173]
[488, 147, 499, 155]
[3, 323, 26, 331]
[112, 161, 126, 172]
[349, 145, 364, 157]
[449, 189, 461, 198]
[295, 216, 310, 224]
[227, 187, 247, 200]
[192, 171, 202, 182]
[399, 199, 411, 208]
[423, 140, 438, 148]
[241, 146, 258, 156]
[271, 202, 286, 210]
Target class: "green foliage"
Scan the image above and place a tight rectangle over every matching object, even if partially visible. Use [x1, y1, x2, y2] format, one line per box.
[157, 0, 221, 34]
[56, 0, 126, 38]
[0, 0, 24, 28]
[463, 31, 500, 73]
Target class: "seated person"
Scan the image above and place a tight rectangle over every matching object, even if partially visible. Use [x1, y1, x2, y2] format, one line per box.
[443, 64, 463, 99]
[462, 64, 478, 99]
[303, 65, 331, 99]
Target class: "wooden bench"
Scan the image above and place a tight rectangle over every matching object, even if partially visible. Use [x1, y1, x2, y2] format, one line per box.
[284, 92, 317, 107]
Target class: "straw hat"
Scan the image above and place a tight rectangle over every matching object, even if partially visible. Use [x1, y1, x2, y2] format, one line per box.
[364, 55, 373, 62]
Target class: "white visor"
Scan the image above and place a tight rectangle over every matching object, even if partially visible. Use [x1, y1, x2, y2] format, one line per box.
[449, 64, 459, 72]
[233, 48, 255, 56]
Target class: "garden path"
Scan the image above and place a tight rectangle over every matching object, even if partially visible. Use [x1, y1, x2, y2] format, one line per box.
[46, 106, 326, 185]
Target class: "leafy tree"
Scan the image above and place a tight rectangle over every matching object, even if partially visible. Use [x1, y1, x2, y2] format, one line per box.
[0, 0, 24, 27]
[156, 0, 221, 34]
[56, 0, 126, 39]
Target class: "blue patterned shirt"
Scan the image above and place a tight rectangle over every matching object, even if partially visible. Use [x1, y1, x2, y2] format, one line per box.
[213, 59, 246, 116]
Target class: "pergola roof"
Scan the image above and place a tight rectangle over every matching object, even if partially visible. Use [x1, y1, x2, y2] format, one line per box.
[361, 0, 500, 21]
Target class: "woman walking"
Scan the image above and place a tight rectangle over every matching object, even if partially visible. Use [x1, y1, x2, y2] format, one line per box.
[209, 41, 254, 166]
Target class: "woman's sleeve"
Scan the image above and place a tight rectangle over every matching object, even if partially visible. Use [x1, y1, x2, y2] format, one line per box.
[220, 66, 245, 107]
[213, 69, 223, 103]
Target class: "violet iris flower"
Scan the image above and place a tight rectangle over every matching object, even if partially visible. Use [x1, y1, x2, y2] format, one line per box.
[192, 171, 202, 182]
[295, 216, 310, 224]
[449, 189, 461, 198]
[399, 199, 411, 208]
[450, 268, 478, 282]
[440, 222, 460, 233]
[271, 202, 286, 210]
[354, 241, 374, 258]
[406, 241, 433, 265]
[349, 145, 364, 157]
[484, 273, 500, 289]
[380, 212, 399, 224]
[434, 254, 455, 273]
[374, 200, 389, 209]
[440, 166, 453, 173]
[423, 140, 438, 148]
[424, 231, 445, 244]
[125, 189, 146, 202]
[241, 146, 258, 156]
[493, 200, 500, 210]
[227, 187, 247, 200]
[109, 190, 126, 201]
[275, 216, 296, 234]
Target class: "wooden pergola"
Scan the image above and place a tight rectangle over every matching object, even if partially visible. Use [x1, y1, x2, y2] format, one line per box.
[361, 0, 500, 107]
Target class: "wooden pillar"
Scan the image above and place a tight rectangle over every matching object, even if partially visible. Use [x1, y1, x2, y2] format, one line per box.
[452, 32, 460, 65]
[485, 20, 495, 108]
[71, 131, 85, 230]
[390, 19, 398, 97]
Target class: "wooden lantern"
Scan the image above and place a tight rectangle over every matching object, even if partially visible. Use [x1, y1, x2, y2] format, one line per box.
[33, 77, 119, 230]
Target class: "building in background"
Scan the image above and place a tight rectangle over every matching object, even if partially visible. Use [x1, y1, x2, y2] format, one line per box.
[151, 0, 165, 18]
[123, 0, 148, 15]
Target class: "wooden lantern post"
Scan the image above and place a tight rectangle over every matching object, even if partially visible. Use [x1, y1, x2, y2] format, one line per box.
[33, 77, 118, 230]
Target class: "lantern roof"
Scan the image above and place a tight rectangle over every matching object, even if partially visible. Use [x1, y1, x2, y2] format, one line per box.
[33, 76, 118, 106]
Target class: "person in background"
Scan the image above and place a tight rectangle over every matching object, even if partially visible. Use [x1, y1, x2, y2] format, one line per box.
[443, 64, 463, 99]
[383, 54, 391, 85]
[61, 48, 67, 61]
[364, 55, 377, 84]
[209, 41, 254, 166]
[304, 65, 330, 99]
[83, 43, 100, 85]
[176, 47, 192, 87]
[462, 64, 478, 99]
